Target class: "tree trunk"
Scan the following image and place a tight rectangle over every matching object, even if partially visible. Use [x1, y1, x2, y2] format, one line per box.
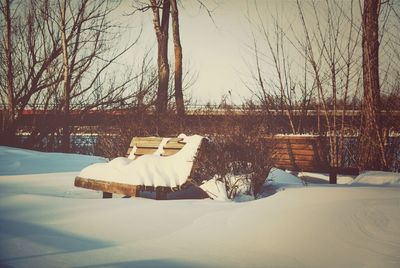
[170, 0, 185, 116]
[60, 0, 71, 152]
[151, 0, 171, 115]
[2, 0, 16, 145]
[359, 0, 386, 170]
[157, 34, 169, 115]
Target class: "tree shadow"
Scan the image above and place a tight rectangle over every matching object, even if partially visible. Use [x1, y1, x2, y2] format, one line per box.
[0, 218, 113, 263]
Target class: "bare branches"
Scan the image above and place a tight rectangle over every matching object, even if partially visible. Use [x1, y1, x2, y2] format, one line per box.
[0, 0, 143, 150]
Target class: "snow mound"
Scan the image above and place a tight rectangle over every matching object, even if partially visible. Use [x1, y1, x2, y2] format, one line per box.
[298, 171, 355, 184]
[79, 135, 203, 188]
[260, 168, 304, 197]
[352, 171, 400, 186]
[199, 177, 229, 201]
[265, 168, 305, 187]
[0, 146, 106, 175]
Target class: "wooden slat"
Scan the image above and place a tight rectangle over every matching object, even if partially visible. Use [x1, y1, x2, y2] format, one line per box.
[164, 141, 186, 149]
[132, 143, 162, 149]
[127, 137, 186, 156]
[128, 148, 182, 157]
[75, 176, 173, 196]
[275, 158, 326, 164]
[274, 159, 328, 167]
[129, 137, 161, 146]
[134, 148, 158, 155]
[162, 148, 181, 156]
[274, 143, 315, 150]
[75, 176, 140, 197]
[273, 149, 319, 156]
[274, 164, 329, 172]
[273, 154, 316, 161]
[272, 136, 321, 142]
[127, 142, 185, 150]
[129, 137, 184, 147]
[275, 161, 329, 170]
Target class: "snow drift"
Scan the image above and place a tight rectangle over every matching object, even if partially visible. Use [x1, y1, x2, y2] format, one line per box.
[0, 146, 106, 175]
[352, 170, 400, 185]
[1, 146, 400, 268]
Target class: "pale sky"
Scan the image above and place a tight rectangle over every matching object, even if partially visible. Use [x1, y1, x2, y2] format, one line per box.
[114, 0, 301, 105]
[113, 0, 398, 105]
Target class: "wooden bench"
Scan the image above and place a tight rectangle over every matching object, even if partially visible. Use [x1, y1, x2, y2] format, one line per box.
[74, 136, 202, 199]
[271, 135, 359, 183]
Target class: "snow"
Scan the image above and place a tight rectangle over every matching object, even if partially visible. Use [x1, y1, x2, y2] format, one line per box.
[1, 146, 400, 268]
[266, 168, 305, 187]
[298, 171, 355, 184]
[79, 134, 203, 188]
[199, 177, 229, 201]
[0, 146, 106, 175]
[352, 170, 400, 185]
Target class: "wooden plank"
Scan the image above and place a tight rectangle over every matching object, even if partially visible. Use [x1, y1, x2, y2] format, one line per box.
[273, 149, 319, 156]
[274, 143, 315, 150]
[271, 136, 321, 142]
[164, 142, 186, 149]
[127, 142, 185, 150]
[275, 160, 329, 169]
[273, 154, 316, 161]
[74, 176, 140, 197]
[274, 164, 329, 172]
[130, 148, 181, 157]
[129, 137, 162, 147]
[162, 148, 181, 156]
[132, 143, 161, 149]
[274, 158, 326, 165]
[134, 148, 158, 155]
[129, 137, 184, 147]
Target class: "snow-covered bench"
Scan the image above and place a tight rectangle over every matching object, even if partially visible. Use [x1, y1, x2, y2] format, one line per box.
[74, 134, 203, 199]
[272, 135, 358, 183]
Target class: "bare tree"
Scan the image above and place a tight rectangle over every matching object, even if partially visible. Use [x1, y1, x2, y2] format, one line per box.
[359, 0, 387, 169]
[149, 0, 170, 115]
[59, 0, 71, 152]
[170, 0, 185, 116]
[0, 0, 139, 151]
[0, 0, 15, 144]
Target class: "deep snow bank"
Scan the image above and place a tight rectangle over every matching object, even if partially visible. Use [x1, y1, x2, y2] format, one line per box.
[352, 170, 400, 185]
[0, 178, 399, 268]
[0, 145, 400, 267]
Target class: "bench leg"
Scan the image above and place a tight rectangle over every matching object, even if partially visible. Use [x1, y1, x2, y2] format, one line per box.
[103, 192, 113, 198]
[329, 170, 337, 184]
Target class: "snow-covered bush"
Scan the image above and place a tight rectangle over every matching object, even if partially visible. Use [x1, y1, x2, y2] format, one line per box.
[192, 133, 274, 199]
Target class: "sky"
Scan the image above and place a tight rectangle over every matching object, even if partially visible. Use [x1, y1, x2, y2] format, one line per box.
[114, 0, 300, 105]
[112, 0, 399, 105]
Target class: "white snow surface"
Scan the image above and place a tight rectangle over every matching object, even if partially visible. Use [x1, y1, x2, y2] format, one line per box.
[1, 146, 400, 268]
[0, 146, 106, 175]
[79, 134, 203, 188]
[352, 170, 400, 185]
[199, 177, 229, 201]
[266, 168, 305, 187]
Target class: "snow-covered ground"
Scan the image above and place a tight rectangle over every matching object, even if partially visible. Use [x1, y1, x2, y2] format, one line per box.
[0, 146, 399, 268]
